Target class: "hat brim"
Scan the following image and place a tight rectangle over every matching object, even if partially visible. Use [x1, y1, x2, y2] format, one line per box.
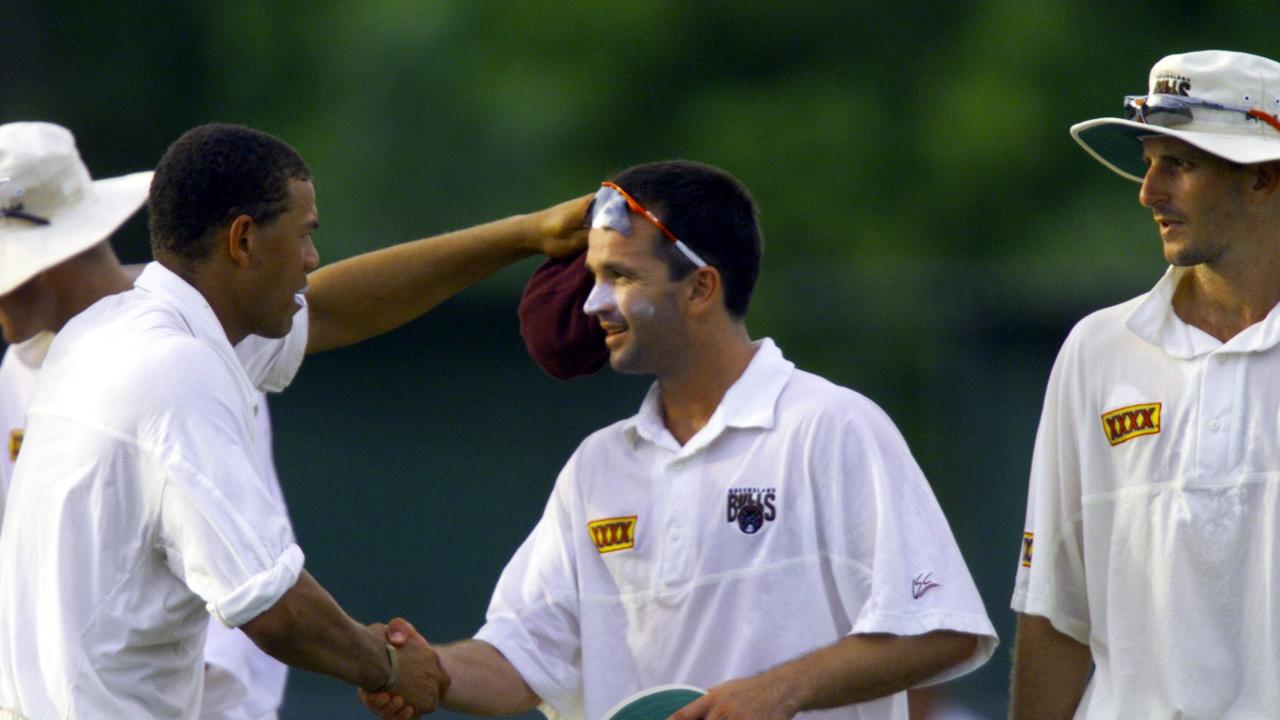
[1071, 118, 1280, 182]
[0, 169, 152, 296]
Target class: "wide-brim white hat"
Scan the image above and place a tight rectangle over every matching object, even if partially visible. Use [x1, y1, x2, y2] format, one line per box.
[0, 122, 152, 296]
[1071, 50, 1280, 182]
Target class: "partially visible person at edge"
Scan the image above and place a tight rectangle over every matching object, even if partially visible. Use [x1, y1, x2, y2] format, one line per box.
[365, 160, 997, 720]
[1011, 50, 1280, 718]
[0, 121, 589, 719]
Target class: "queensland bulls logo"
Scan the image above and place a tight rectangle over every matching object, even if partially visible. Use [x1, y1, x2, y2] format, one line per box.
[1100, 402, 1162, 446]
[1152, 73, 1191, 96]
[727, 487, 777, 534]
[7, 429, 21, 462]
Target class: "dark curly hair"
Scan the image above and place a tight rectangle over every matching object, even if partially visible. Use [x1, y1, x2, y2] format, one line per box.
[608, 160, 763, 319]
[148, 123, 311, 265]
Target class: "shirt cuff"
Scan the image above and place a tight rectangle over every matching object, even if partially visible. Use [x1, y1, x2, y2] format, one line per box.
[209, 544, 305, 628]
[475, 620, 577, 718]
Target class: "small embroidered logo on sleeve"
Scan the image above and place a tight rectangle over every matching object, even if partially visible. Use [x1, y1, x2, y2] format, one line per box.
[1100, 402, 1162, 446]
[1021, 532, 1034, 568]
[7, 429, 21, 462]
[588, 516, 637, 554]
[912, 572, 940, 599]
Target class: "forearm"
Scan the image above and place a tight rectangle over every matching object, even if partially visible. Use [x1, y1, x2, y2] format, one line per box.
[303, 192, 590, 353]
[437, 639, 540, 716]
[240, 570, 391, 690]
[772, 631, 979, 711]
[1009, 613, 1092, 720]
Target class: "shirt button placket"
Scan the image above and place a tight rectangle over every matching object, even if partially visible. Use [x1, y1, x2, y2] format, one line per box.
[660, 453, 697, 588]
[1199, 352, 1235, 475]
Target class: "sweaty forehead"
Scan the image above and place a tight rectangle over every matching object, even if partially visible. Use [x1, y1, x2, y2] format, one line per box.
[585, 224, 660, 270]
[1140, 135, 1206, 159]
[286, 178, 318, 220]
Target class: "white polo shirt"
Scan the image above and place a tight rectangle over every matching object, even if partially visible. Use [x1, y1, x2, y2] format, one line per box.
[0, 263, 305, 720]
[1013, 266, 1280, 717]
[477, 339, 997, 720]
[0, 332, 45, 523]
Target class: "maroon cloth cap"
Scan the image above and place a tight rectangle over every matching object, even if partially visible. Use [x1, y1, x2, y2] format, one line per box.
[518, 250, 608, 380]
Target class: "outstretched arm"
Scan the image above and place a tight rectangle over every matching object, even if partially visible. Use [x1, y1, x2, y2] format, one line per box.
[671, 631, 980, 720]
[305, 194, 591, 353]
[1009, 613, 1092, 720]
[240, 571, 449, 713]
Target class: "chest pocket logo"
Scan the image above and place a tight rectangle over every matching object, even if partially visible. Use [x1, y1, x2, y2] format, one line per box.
[7, 429, 21, 462]
[588, 516, 637, 554]
[1100, 402, 1161, 446]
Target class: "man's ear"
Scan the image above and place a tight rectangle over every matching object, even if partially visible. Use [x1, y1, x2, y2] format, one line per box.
[1251, 161, 1280, 195]
[226, 214, 255, 268]
[686, 265, 722, 316]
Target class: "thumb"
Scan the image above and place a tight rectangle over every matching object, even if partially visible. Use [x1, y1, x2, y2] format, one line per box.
[669, 694, 709, 720]
[386, 616, 419, 646]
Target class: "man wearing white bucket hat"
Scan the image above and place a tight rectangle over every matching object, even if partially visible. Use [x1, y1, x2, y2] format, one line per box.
[1010, 50, 1280, 718]
[0, 122, 590, 719]
[0, 122, 301, 720]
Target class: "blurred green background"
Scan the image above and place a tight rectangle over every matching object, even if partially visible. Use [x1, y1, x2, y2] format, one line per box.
[5, 1, 1272, 717]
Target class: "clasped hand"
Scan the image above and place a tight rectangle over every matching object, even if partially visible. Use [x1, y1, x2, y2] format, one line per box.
[360, 619, 450, 719]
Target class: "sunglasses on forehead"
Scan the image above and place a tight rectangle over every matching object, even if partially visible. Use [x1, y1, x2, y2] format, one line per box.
[588, 181, 707, 268]
[1124, 93, 1280, 133]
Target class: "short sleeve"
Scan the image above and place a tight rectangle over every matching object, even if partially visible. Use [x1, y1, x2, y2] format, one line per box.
[148, 346, 303, 628]
[474, 457, 585, 719]
[235, 302, 309, 393]
[816, 395, 998, 683]
[1011, 331, 1090, 644]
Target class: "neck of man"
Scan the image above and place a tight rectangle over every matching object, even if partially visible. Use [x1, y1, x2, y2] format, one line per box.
[44, 244, 134, 335]
[158, 255, 251, 347]
[657, 321, 757, 446]
[1173, 242, 1280, 342]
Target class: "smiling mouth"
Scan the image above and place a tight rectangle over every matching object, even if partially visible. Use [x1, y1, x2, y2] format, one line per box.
[600, 325, 628, 345]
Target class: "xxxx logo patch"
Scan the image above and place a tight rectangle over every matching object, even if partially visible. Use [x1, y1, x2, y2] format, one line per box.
[1021, 532, 1034, 568]
[1100, 402, 1161, 446]
[587, 516, 637, 554]
[7, 429, 21, 462]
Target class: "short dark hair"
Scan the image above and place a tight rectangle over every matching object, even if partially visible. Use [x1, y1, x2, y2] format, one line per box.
[608, 160, 762, 318]
[148, 123, 311, 264]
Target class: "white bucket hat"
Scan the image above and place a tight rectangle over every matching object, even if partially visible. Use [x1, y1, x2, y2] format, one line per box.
[1071, 50, 1280, 182]
[0, 122, 152, 296]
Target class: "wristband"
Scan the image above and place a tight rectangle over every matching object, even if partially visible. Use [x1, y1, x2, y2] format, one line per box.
[371, 642, 399, 692]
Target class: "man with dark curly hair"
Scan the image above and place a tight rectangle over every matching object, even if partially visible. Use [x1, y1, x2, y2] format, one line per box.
[0, 122, 589, 720]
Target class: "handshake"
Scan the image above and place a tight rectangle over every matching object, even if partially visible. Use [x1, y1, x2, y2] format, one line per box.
[360, 618, 447, 719]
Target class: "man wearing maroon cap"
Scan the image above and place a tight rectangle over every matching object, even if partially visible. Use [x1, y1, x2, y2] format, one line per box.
[367, 160, 996, 720]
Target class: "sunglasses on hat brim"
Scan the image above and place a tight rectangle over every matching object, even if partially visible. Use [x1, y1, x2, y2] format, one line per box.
[1124, 93, 1280, 133]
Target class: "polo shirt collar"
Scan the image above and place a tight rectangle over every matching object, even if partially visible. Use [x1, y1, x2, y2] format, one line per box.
[1126, 265, 1280, 358]
[11, 330, 55, 369]
[134, 262, 233, 348]
[133, 263, 257, 419]
[625, 337, 795, 454]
